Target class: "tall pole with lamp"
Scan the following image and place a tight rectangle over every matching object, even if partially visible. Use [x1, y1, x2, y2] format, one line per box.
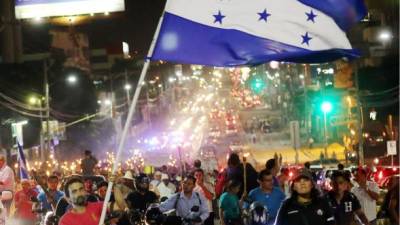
[42, 59, 78, 161]
[44, 60, 51, 161]
[28, 96, 45, 161]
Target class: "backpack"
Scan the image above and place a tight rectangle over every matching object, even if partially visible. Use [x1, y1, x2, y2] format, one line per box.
[215, 169, 227, 198]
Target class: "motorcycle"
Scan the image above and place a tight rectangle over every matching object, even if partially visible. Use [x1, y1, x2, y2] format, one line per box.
[244, 202, 270, 225]
[145, 203, 202, 225]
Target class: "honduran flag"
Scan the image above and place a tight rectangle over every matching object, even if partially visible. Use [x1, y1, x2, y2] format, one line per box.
[151, 0, 367, 66]
[17, 142, 29, 180]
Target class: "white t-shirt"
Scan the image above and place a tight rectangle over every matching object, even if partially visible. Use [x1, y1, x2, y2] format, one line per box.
[194, 182, 215, 212]
[0, 166, 14, 192]
[351, 181, 380, 222]
[156, 182, 176, 199]
[150, 179, 161, 194]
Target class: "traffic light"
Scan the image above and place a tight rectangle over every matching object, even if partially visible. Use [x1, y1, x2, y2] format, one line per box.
[321, 101, 332, 113]
[250, 77, 266, 94]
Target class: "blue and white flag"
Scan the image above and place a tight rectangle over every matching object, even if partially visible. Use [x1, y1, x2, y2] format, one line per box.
[151, 0, 367, 66]
[17, 142, 29, 180]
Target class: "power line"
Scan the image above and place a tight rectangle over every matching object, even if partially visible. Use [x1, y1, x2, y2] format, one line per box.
[360, 86, 399, 97]
[363, 98, 399, 108]
[0, 90, 95, 119]
[0, 101, 44, 118]
[0, 92, 45, 111]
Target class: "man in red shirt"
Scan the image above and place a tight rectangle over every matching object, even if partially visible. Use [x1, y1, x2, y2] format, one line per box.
[59, 176, 124, 225]
[14, 179, 38, 225]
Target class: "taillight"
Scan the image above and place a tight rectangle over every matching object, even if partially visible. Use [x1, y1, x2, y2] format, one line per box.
[378, 171, 383, 180]
[393, 167, 398, 172]
[289, 171, 293, 178]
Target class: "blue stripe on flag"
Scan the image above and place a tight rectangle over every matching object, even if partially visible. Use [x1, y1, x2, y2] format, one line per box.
[298, 0, 367, 31]
[17, 142, 29, 180]
[151, 13, 359, 66]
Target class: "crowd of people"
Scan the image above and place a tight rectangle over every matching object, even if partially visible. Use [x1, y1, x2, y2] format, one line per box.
[0, 150, 398, 225]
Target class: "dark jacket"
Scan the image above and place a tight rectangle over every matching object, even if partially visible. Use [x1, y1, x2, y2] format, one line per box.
[275, 196, 336, 225]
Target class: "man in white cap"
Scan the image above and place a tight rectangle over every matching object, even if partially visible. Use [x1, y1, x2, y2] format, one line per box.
[150, 171, 162, 194]
[156, 173, 176, 200]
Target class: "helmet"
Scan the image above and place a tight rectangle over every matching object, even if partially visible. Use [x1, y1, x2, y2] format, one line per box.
[249, 201, 269, 225]
[145, 203, 164, 225]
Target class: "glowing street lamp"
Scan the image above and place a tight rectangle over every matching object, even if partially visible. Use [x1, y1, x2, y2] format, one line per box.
[124, 84, 132, 90]
[67, 75, 77, 84]
[378, 30, 392, 42]
[29, 96, 38, 105]
[104, 99, 112, 106]
[124, 84, 132, 106]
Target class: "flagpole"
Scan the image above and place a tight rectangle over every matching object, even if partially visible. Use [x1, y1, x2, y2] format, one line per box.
[98, 10, 166, 225]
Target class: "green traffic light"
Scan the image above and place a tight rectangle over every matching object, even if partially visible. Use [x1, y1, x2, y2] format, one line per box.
[321, 101, 332, 113]
[250, 78, 266, 94]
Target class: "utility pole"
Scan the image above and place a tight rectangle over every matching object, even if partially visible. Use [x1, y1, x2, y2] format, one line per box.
[1, 0, 15, 63]
[39, 99, 44, 162]
[44, 60, 51, 161]
[388, 114, 394, 167]
[1, 0, 23, 63]
[124, 69, 131, 107]
[304, 64, 311, 135]
[354, 65, 364, 165]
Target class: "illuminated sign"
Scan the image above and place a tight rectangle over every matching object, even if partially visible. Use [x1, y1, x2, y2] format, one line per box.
[15, 0, 125, 19]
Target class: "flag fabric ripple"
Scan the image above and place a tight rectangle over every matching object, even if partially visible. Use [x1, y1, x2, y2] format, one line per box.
[17, 142, 29, 179]
[151, 0, 366, 66]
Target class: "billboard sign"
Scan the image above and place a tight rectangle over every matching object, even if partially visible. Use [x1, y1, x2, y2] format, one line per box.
[50, 29, 90, 71]
[15, 0, 125, 19]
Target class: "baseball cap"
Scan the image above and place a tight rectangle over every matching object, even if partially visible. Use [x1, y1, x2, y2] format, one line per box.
[293, 169, 313, 181]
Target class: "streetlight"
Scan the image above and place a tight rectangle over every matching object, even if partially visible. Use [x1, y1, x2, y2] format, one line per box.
[124, 84, 132, 90]
[29, 96, 38, 105]
[378, 30, 392, 48]
[43, 60, 78, 160]
[66, 74, 77, 84]
[104, 99, 112, 106]
[28, 96, 45, 161]
[378, 30, 392, 42]
[321, 101, 332, 160]
[124, 84, 132, 106]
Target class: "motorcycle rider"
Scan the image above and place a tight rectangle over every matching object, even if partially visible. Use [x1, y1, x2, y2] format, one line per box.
[246, 169, 285, 225]
[159, 175, 209, 224]
[33, 175, 64, 213]
[126, 173, 159, 213]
